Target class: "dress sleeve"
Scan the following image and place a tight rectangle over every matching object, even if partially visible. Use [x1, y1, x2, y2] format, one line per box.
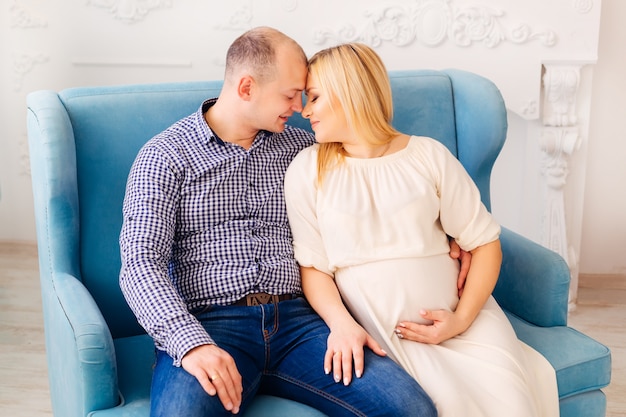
[284, 146, 334, 276]
[429, 139, 501, 251]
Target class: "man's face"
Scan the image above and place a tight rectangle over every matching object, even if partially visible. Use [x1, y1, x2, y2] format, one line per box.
[251, 45, 307, 133]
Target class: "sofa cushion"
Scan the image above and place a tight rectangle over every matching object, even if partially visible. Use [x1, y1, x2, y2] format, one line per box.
[506, 313, 611, 398]
[96, 335, 326, 417]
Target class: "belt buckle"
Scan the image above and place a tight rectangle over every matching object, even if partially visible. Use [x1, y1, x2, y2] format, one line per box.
[245, 293, 278, 306]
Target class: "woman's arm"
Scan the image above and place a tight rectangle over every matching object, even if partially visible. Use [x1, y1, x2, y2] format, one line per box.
[395, 239, 501, 344]
[300, 266, 386, 385]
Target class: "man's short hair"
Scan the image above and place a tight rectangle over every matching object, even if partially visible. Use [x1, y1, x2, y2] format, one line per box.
[225, 26, 306, 82]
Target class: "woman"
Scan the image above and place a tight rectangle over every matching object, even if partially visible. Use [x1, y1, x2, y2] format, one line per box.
[284, 43, 559, 416]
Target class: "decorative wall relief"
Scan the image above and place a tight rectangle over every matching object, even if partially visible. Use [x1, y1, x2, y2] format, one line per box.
[313, 0, 557, 48]
[9, 0, 48, 28]
[18, 134, 31, 177]
[521, 99, 538, 118]
[86, 0, 173, 23]
[573, 0, 594, 14]
[539, 65, 582, 310]
[274, 0, 298, 12]
[12, 51, 49, 91]
[219, 3, 254, 30]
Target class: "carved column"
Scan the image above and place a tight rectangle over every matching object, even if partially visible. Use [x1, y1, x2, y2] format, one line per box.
[539, 64, 582, 311]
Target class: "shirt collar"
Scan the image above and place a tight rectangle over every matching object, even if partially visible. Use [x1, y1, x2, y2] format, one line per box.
[200, 98, 223, 145]
[199, 98, 275, 147]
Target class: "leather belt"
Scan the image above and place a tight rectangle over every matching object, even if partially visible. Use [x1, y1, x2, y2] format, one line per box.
[232, 292, 300, 306]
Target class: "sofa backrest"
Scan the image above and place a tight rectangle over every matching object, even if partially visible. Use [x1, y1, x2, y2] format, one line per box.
[47, 69, 506, 338]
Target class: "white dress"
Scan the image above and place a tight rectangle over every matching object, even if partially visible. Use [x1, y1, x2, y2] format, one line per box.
[284, 136, 559, 417]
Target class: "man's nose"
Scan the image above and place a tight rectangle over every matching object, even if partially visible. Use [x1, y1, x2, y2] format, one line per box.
[292, 96, 304, 113]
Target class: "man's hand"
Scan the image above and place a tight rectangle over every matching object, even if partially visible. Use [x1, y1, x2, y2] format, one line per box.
[181, 344, 243, 414]
[449, 238, 471, 297]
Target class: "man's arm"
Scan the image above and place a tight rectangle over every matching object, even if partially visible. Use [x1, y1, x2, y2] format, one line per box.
[119, 143, 211, 361]
[119, 143, 242, 411]
[449, 237, 471, 297]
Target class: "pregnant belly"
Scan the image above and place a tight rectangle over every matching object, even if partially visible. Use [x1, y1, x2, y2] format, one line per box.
[335, 255, 460, 327]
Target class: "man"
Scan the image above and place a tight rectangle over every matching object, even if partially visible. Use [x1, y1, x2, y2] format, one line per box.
[120, 26, 454, 416]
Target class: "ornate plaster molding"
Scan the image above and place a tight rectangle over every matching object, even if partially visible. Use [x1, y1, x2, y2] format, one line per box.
[86, 0, 172, 23]
[219, 0, 297, 30]
[540, 127, 580, 196]
[18, 134, 31, 178]
[521, 99, 539, 119]
[539, 64, 584, 309]
[12, 51, 49, 91]
[274, 0, 298, 12]
[9, 0, 48, 28]
[219, 4, 253, 30]
[573, 0, 594, 14]
[313, 0, 558, 48]
[543, 66, 581, 127]
[540, 126, 580, 309]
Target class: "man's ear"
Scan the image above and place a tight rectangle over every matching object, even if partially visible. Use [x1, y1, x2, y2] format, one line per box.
[237, 75, 255, 101]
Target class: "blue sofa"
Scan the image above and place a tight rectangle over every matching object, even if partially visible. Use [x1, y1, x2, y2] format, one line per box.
[27, 69, 611, 416]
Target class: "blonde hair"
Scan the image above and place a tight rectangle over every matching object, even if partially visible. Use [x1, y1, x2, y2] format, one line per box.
[307, 43, 400, 184]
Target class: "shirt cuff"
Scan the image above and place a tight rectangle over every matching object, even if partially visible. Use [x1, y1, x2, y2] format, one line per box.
[166, 320, 215, 367]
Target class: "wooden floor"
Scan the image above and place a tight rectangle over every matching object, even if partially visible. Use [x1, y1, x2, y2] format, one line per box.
[0, 241, 623, 416]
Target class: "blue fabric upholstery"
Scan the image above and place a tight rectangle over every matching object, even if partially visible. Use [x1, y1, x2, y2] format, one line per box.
[27, 69, 610, 417]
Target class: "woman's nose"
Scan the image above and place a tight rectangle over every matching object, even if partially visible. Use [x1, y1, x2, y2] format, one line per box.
[302, 102, 312, 119]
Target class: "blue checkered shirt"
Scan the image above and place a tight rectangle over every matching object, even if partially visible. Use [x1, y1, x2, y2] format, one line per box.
[119, 99, 315, 365]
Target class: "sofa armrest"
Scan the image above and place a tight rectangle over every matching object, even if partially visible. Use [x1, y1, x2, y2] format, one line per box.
[493, 227, 570, 327]
[27, 90, 121, 415]
[48, 272, 119, 415]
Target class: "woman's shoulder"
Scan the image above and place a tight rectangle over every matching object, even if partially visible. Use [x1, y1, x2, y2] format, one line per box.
[407, 135, 456, 159]
[286, 143, 319, 175]
[291, 142, 319, 163]
[408, 135, 451, 153]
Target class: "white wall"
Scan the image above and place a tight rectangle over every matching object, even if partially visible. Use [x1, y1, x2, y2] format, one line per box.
[0, 0, 620, 279]
[579, 0, 626, 274]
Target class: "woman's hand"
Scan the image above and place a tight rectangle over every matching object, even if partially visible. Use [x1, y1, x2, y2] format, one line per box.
[394, 309, 471, 345]
[401, 239, 502, 344]
[325, 318, 387, 386]
[300, 266, 388, 386]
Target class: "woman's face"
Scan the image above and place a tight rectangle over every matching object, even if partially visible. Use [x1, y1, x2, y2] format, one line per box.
[302, 72, 351, 144]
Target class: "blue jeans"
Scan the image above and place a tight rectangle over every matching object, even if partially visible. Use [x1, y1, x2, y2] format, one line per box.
[150, 298, 436, 416]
